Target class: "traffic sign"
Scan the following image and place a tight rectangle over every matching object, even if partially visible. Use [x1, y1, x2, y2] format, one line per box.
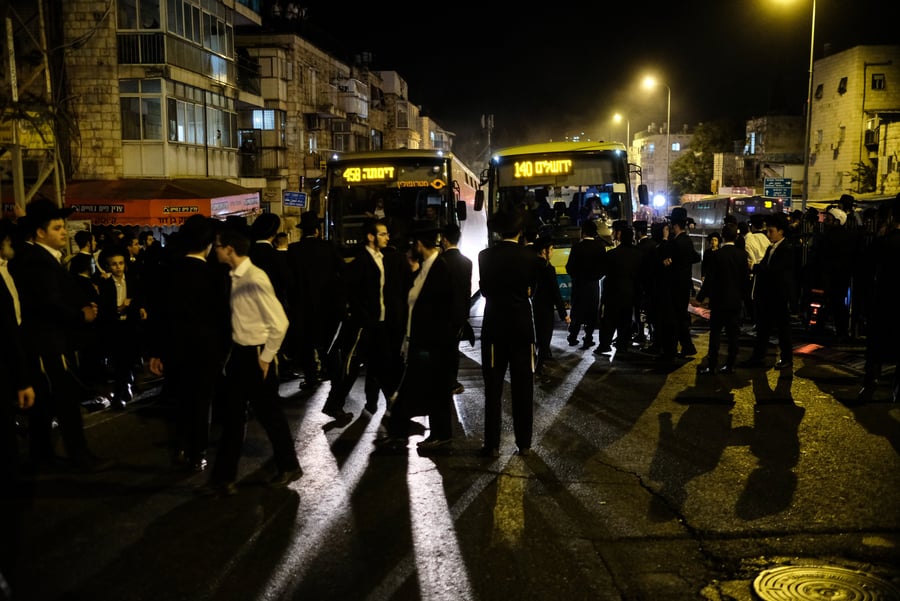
[283, 191, 307, 208]
[764, 177, 792, 198]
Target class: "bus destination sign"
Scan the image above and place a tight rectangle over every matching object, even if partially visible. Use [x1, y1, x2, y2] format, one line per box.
[342, 166, 396, 183]
[514, 159, 574, 179]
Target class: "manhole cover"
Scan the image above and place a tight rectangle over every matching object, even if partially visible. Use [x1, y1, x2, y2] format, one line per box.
[754, 565, 900, 600]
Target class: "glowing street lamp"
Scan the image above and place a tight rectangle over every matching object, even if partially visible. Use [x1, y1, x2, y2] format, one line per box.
[613, 113, 630, 147]
[642, 76, 671, 203]
[773, 0, 816, 210]
[802, 0, 816, 210]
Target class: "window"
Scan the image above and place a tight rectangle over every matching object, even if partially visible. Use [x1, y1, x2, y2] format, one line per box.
[837, 77, 848, 94]
[118, 0, 160, 30]
[872, 73, 886, 90]
[120, 78, 162, 140]
[814, 83, 824, 99]
[396, 103, 409, 129]
[252, 110, 277, 130]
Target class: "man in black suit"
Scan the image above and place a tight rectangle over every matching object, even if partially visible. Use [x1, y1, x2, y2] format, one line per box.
[565, 220, 608, 349]
[697, 223, 749, 374]
[740, 212, 797, 371]
[8, 198, 108, 471]
[146, 215, 231, 471]
[248, 212, 291, 311]
[595, 227, 643, 355]
[666, 207, 701, 358]
[285, 212, 346, 392]
[322, 218, 404, 420]
[478, 209, 541, 457]
[379, 222, 459, 450]
[0, 218, 35, 597]
[439, 224, 474, 394]
[532, 237, 569, 375]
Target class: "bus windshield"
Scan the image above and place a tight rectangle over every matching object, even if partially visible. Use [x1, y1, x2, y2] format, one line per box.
[324, 149, 487, 297]
[326, 154, 457, 251]
[485, 141, 634, 248]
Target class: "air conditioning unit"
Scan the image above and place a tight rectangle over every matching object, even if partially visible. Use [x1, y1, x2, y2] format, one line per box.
[864, 129, 879, 146]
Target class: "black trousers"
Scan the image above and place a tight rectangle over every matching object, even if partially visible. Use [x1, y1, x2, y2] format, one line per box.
[28, 353, 91, 463]
[751, 301, 793, 363]
[481, 341, 534, 450]
[706, 307, 742, 368]
[211, 344, 299, 485]
[167, 355, 219, 463]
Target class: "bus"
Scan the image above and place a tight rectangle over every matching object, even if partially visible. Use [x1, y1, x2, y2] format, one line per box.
[680, 194, 784, 233]
[476, 140, 636, 301]
[323, 149, 487, 298]
[679, 194, 785, 287]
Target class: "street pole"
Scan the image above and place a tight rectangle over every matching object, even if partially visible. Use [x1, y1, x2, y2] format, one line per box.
[801, 0, 816, 212]
[665, 84, 671, 207]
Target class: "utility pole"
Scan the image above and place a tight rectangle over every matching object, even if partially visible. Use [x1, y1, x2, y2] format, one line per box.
[1, 0, 65, 212]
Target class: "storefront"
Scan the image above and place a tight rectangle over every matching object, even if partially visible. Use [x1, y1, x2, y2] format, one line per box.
[63, 179, 261, 229]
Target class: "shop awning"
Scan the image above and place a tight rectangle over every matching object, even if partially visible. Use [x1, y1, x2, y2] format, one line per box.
[63, 178, 261, 227]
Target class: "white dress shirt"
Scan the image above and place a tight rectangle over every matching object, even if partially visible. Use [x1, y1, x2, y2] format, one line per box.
[228, 257, 289, 363]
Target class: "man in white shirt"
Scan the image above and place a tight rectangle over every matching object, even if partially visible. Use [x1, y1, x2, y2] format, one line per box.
[206, 225, 301, 497]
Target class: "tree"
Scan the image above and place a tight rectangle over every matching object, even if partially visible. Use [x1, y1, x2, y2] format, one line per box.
[670, 119, 743, 200]
[848, 161, 876, 194]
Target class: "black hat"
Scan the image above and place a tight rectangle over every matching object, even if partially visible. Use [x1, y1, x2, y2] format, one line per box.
[488, 210, 524, 236]
[633, 220, 648, 234]
[249, 212, 281, 240]
[410, 220, 442, 247]
[667, 206, 688, 224]
[533, 236, 554, 253]
[22, 197, 75, 235]
[765, 212, 789, 231]
[612, 219, 629, 231]
[297, 211, 319, 234]
[0, 218, 17, 242]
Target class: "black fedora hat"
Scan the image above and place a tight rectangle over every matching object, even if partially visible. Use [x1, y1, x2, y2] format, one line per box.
[297, 211, 320, 234]
[667, 206, 688, 223]
[22, 197, 75, 235]
[249, 212, 281, 240]
[410, 219, 442, 240]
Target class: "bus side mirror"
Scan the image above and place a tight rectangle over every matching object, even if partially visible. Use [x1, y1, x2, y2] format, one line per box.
[638, 184, 649, 206]
[474, 189, 484, 212]
[456, 199, 467, 221]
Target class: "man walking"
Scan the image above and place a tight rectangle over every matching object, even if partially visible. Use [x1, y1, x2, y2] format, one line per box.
[697, 223, 749, 374]
[206, 225, 301, 497]
[439, 223, 473, 394]
[322, 218, 404, 420]
[565, 220, 607, 349]
[478, 209, 541, 457]
[147, 215, 230, 471]
[740, 212, 797, 371]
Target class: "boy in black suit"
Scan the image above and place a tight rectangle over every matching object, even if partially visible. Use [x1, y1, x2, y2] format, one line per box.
[9, 198, 109, 471]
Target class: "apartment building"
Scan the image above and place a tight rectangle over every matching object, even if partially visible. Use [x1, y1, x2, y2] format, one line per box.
[1, 0, 458, 232]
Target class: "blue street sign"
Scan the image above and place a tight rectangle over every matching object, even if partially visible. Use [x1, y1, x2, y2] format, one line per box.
[283, 191, 307, 208]
[764, 177, 792, 199]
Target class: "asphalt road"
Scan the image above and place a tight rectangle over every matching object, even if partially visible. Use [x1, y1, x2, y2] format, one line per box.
[9, 313, 900, 601]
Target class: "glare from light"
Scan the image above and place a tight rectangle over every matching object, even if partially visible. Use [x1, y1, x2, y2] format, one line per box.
[652, 194, 667, 208]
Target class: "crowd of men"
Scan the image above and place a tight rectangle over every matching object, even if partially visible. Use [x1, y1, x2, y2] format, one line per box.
[2, 193, 899, 598]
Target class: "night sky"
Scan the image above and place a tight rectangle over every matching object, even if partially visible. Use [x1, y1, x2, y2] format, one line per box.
[294, 1, 896, 160]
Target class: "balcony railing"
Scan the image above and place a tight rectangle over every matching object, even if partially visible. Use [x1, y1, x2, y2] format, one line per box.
[118, 33, 165, 64]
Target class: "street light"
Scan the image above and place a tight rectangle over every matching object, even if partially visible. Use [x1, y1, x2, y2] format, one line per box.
[642, 76, 671, 203]
[801, 0, 816, 211]
[613, 113, 630, 148]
